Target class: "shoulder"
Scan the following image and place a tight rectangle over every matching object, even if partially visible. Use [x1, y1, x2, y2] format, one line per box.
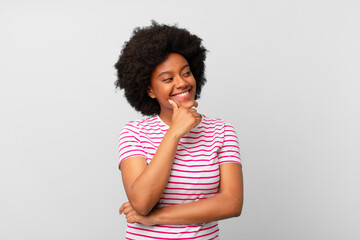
[120, 116, 158, 134]
[199, 115, 238, 138]
[201, 115, 234, 128]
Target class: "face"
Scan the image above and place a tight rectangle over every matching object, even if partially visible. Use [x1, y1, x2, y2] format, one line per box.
[148, 53, 196, 115]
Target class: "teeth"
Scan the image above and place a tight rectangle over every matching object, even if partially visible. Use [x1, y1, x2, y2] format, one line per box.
[176, 90, 189, 97]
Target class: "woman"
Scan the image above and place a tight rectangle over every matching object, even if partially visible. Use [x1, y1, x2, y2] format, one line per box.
[115, 22, 243, 239]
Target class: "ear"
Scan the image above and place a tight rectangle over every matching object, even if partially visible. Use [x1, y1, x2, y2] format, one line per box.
[147, 86, 156, 99]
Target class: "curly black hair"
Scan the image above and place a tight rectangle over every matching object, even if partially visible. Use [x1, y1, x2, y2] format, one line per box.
[114, 21, 207, 116]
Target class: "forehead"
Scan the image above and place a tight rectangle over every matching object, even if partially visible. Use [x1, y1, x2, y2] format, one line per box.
[153, 53, 189, 75]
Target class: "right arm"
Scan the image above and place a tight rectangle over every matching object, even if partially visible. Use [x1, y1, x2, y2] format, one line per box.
[120, 129, 180, 216]
[120, 100, 201, 215]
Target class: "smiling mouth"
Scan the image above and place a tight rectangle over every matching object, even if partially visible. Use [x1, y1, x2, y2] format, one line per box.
[171, 88, 191, 97]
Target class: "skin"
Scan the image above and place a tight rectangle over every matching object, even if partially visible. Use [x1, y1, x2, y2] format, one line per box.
[119, 53, 243, 225]
[148, 52, 200, 127]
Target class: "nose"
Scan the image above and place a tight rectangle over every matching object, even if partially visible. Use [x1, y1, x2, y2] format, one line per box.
[174, 75, 188, 88]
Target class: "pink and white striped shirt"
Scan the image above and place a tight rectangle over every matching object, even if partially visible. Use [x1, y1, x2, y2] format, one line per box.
[118, 115, 241, 240]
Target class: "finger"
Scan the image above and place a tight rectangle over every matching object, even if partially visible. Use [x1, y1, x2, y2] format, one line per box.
[193, 113, 202, 126]
[188, 108, 198, 113]
[123, 208, 134, 216]
[126, 214, 134, 223]
[171, 97, 181, 107]
[194, 112, 202, 118]
[125, 211, 139, 223]
[168, 99, 179, 111]
[123, 206, 134, 215]
[124, 209, 136, 217]
[192, 114, 201, 121]
[127, 215, 137, 224]
[119, 205, 125, 215]
[181, 100, 198, 109]
[119, 202, 130, 215]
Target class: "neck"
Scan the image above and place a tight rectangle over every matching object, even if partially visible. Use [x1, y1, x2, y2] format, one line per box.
[158, 110, 173, 126]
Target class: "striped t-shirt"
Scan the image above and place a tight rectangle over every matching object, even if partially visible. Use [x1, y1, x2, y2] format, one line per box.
[118, 115, 241, 240]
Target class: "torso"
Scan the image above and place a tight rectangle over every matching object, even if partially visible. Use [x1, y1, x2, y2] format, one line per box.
[118, 115, 240, 239]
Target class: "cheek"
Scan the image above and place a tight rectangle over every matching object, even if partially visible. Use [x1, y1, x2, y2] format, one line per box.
[191, 79, 197, 93]
[190, 76, 196, 87]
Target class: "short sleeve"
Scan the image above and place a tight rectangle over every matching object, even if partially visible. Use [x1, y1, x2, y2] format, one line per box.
[117, 122, 146, 168]
[218, 122, 242, 165]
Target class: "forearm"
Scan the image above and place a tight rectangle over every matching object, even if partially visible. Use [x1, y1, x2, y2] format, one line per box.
[127, 129, 181, 214]
[150, 192, 243, 225]
[121, 151, 243, 226]
[147, 164, 244, 225]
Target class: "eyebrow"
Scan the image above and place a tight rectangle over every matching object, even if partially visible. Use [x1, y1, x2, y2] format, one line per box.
[157, 64, 190, 78]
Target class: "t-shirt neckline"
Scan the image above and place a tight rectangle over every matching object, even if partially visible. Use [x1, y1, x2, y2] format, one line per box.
[155, 114, 204, 130]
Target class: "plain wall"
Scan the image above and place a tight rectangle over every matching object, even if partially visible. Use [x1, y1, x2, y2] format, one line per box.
[1, 0, 359, 239]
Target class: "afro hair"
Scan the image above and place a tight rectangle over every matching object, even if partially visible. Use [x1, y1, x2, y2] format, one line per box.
[114, 21, 207, 116]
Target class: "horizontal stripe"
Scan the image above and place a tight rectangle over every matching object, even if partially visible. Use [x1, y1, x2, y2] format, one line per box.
[218, 150, 239, 154]
[119, 149, 145, 157]
[141, 138, 224, 147]
[127, 228, 219, 239]
[118, 145, 144, 155]
[155, 223, 218, 229]
[218, 155, 241, 160]
[160, 197, 207, 201]
[171, 168, 219, 173]
[144, 155, 217, 162]
[163, 191, 218, 196]
[208, 235, 219, 240]
[173, 156, 216, 162]
[175, 152, 217, 158]
[201, 121, 223, 126]
[165, 186, 219, 191]
[119, 154, 146, 167]
[155, 225, 202, 229]
[172, 162, 218, 168]
[220, 161, 242, 165]
[188, 128, 223, 134]
[142, 140, 224, 152]
[170, 174, 220, 179]
[145, 143, 223, 154]
[197, 124, 224, 129]
[168, 180, 220, 185]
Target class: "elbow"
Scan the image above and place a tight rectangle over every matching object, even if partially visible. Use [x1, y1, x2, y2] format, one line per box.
[134, 206, 151, 216]
[233, 205, 242, 217]
[127, 185, 163, 215]
[129, 199, 153, 216]
[227, 197, 243, 218]
[128, 187, 158, 216]
[228, 202, 242, 218]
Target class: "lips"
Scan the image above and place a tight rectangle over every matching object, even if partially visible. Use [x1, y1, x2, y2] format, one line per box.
[170, 88, 193, 102]
[171, 88, 191, 97]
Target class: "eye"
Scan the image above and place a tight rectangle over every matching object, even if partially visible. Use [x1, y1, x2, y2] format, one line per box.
[183, 71, 192, 77]
[163, 78, 173, 82]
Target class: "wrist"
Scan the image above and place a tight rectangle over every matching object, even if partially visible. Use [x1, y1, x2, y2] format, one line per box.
[166, 128, 182, 141]
[149, 208, 161, 225]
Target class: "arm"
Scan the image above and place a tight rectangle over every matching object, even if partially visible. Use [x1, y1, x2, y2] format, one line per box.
[120, 130, 180, 216]
[120, 100, 201, 215]
[121, 163, 243, 225]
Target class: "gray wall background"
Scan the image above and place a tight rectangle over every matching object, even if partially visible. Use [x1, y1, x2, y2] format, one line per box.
[1, 0, 359, 239]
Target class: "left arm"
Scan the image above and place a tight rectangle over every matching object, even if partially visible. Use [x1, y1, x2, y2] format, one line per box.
[120, 163, 243, 225]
